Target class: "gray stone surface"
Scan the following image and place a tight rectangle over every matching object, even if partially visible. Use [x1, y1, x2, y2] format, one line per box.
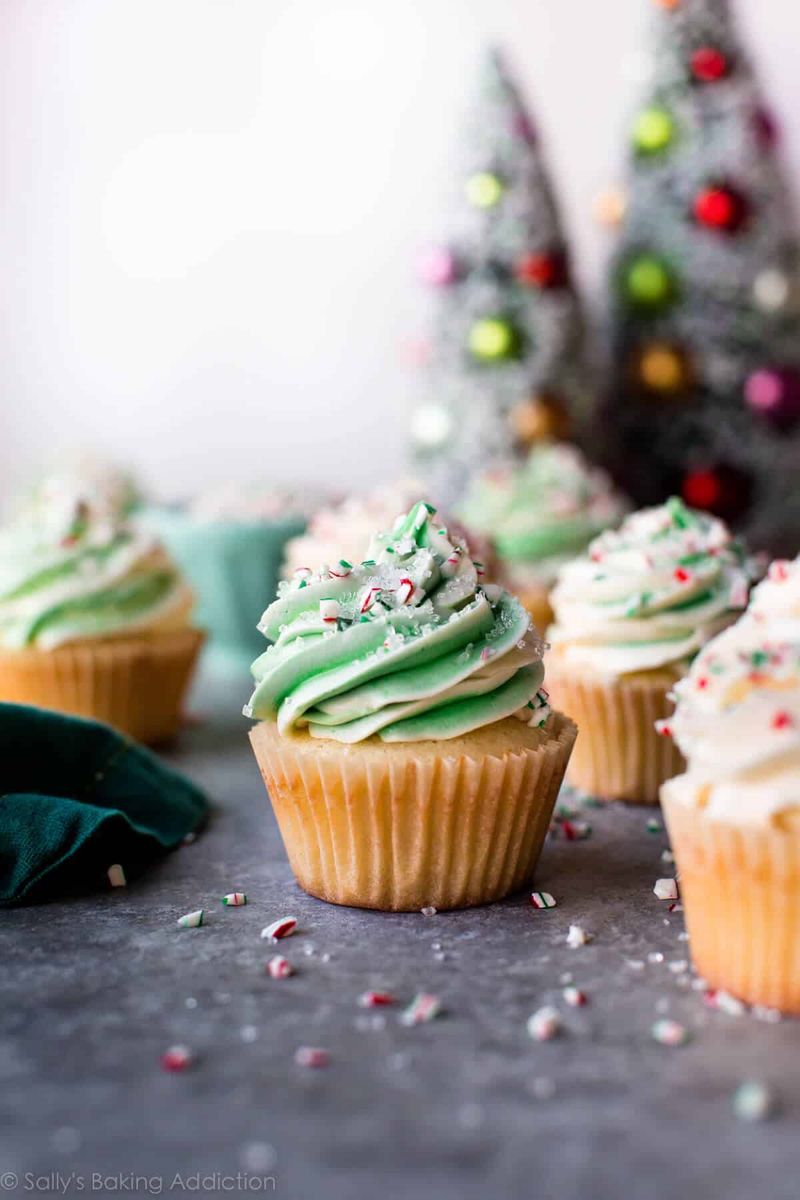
[1, 663, 798, 1200]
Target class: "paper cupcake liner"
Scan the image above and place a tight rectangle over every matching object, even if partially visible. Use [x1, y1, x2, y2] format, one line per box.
[249, 712, 577, 912]
[662, 784, 800, 1013]
[545, 667, 684, 804]
[0, 629, 204, 744]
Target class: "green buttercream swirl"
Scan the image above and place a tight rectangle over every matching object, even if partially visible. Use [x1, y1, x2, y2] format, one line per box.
[245, 501, 550, 743]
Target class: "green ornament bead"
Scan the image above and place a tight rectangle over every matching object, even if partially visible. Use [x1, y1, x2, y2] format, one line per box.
[466, 171, 505, 209]
[468, 317, 516, 361]
[622, 255, 676, 311]
[632, 106, 675, 155]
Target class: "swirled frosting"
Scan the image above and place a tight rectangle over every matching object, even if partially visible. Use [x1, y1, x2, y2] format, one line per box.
[459, 444, 627, 588]
[548, 498, 755, 676]
[0, 485, 194, 650]
[245, 501, 551, 743]
[661, 584, 800, 824]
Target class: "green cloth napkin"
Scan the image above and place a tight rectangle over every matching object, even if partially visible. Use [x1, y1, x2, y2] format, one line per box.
[0, 703, 209, 905]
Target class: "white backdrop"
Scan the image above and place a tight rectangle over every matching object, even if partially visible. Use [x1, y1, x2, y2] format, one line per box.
[1, 0, 799, 504]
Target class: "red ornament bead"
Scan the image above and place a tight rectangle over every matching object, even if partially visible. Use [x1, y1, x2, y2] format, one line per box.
[515, 251, 568, 289]
[693, 185, 747, 233]
[681, 465, 752, 520]
[690, 46, 729, 83]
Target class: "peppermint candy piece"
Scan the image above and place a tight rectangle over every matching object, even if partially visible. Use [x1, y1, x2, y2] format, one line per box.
[530, 892, 557, 910]
[161, 1045, 194, 1072]
[261, 916, 297, 941]
[527, 1006, 561, 1042]
[266, 956, 294, 979]
[294, 1047, 329, 1069]
[400, 992, 441, 1026]
[654, 878, 679, 901]
[221, 892, 247, 907]
[651, 1018, 689, 1047]
[177, 909, 204, 929]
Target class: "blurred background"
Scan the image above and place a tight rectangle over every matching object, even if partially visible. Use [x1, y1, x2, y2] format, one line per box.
[1, 0, 799, 504]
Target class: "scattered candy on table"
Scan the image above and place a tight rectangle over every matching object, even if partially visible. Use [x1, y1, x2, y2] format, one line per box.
[563, 987, 587, 1008]
[294, 1047, 329, 1069]
[359, 991, 395, 1008]
[266, 956, 294, 979]
[221, 892, 247, 907]
[527, 1006, 561, 1042]
[400, 993, 442, 1026]
[261, 916, 297, 941]
[161, 1045, 194, 1072]
[653, 878, 679, 901]
[651, 1019, 690, 1047]
[566, 924, 591, 949]
[530, 891, 557, 909]
[177, 909, 204, 929]
[732, 1081, 775, 1122]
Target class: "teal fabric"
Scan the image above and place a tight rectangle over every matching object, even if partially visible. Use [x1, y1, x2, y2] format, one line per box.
[0, 703, 209, 905]
[140, 507, 306, 662]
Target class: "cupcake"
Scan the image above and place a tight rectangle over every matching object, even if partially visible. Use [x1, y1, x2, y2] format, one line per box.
[0, 481, 202, 743]
[459, 443, 626, 632]
[546, 497, 755, 804]
[246, 501, 577, 911]
[661, 558, 800, 1012]
[141, 484, 306, 665]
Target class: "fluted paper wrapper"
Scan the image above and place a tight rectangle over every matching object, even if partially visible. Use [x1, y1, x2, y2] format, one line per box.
[663, 782, 800, 1014]
[250, 712, 577, 911]
[545, 667, 683, 805]
[0, 629, 204, 744]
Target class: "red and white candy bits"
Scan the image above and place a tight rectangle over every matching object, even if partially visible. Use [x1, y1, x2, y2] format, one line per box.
[261, 917, 297, 941]
[563, 987, 587, 1008]
[358, 991, 395, 1008]
[530, 892, 557, 909]
[161, 1045, 194, 1072]
[294, 1046, 329, 1069]
[221, 892, 247, 907]
[400, 992, 441, 1026]
[177, 909, 204, 929]
[653, 878, 679, 901]
[651, 1019, 690, 1047]
[566, 924, 591, 949]
[266, 956, 294, 979]
[527, 1006, 561, 1042]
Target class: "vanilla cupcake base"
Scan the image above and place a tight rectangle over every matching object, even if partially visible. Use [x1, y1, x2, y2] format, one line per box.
[0, 628, 204, 744]
[545, 663, 684, 804]
[250, 712, 577, 911]
[663, 779, 800, 1013]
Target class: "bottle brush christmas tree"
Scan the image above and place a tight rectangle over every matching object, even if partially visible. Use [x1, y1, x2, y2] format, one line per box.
[605, 0, 800, 553]
[409, 48, 589, 508]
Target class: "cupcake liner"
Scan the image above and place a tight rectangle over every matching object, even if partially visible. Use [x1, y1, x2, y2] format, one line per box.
[662, 783, 800, 1013]
[249, 712, 577, 912]
[0, 629, 204, 744]
[545, 666, 684, 804]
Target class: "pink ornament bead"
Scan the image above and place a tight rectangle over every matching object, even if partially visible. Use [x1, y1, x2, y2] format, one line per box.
[418, 247, 457, 287]
[745, 367, 800, 429]
[745, 369, 783, 413]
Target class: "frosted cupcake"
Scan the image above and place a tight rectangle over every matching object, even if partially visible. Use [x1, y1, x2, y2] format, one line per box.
[246, 501, 577, 911]
[141, 485, 306, 664]
[0, 483, 202, 743]
[546, 497, 755, 804]
[459, 443, 626, 632]
[661, 558, 800, 1011]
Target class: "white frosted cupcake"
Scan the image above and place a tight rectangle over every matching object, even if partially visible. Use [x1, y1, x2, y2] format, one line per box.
[546, 497, 756, 803]
[661, 557, 800, 1012]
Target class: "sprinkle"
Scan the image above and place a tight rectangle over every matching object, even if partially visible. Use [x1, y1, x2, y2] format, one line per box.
[266, 956, 293, 979]
[400, 992, 442, 1025]
[294, 1046, 329, 1069]
[651, 1019, 689, 1047]
[261, 916, 297, 941]
[561, 819, 592, 841]
[703, 989, 745, 1016]
[177, 909, 204, 929]
[646, 818, 663, 834]
[420, 905, 437, 917]
[359, 585, 382, 614]
[563, 986, 587, 1008]
[319, 598, 340, 624]
[107, 864, 126, 888]
[771, 710, 794, 730]
[527, 1006, 561, 1042]
[358, 991, 395, 1008]
[654, 878, 679, 900]
[733, 1081, 775, 1122]
[530, 891, 557, 909]
[161, 1045, 194, 1072]
[673, 567, 692, 585]
[221, 892, 247, 907]
[566, 924, 591, 948]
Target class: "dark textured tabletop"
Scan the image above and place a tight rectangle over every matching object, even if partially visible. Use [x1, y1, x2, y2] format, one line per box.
[1, 661, 798, 1200]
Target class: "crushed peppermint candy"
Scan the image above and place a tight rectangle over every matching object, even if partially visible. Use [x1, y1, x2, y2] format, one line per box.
[107, 864, 126, 888]
[266, 956, 294, 979]
[561, 819, 592, 841]
[654, 878, 679, 901]
[651, 1018, 689, 1046]
[358, 991, 395, 1008]
[177, 909, 204, 929]
[530, 891, 557, 909]
[221, 892, 247, 907]
[294, 1046, 329, 1069]
[566, 924, 591, 949]
[646, 819, 663, 834]
[400, 992, 442, 1026]
[161, 1045, 194, 1072]
[703, 989, 745, 1016]
[329, 560, 352, 579]
[359, 585, 383, 614]
[319, 598, 341, 624]
[661, 849, 675, 864]
[395, 577, 418, 605]
[732, 1081, 775, 1122]
[261, 916, 297, 941]
[563, 986, 587, 1008]
[420, 905, 438, 917]
[527, 1006, 561, 1041]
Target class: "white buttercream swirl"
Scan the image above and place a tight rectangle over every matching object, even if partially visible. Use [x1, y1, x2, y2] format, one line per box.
[548, 498, 755, 676]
